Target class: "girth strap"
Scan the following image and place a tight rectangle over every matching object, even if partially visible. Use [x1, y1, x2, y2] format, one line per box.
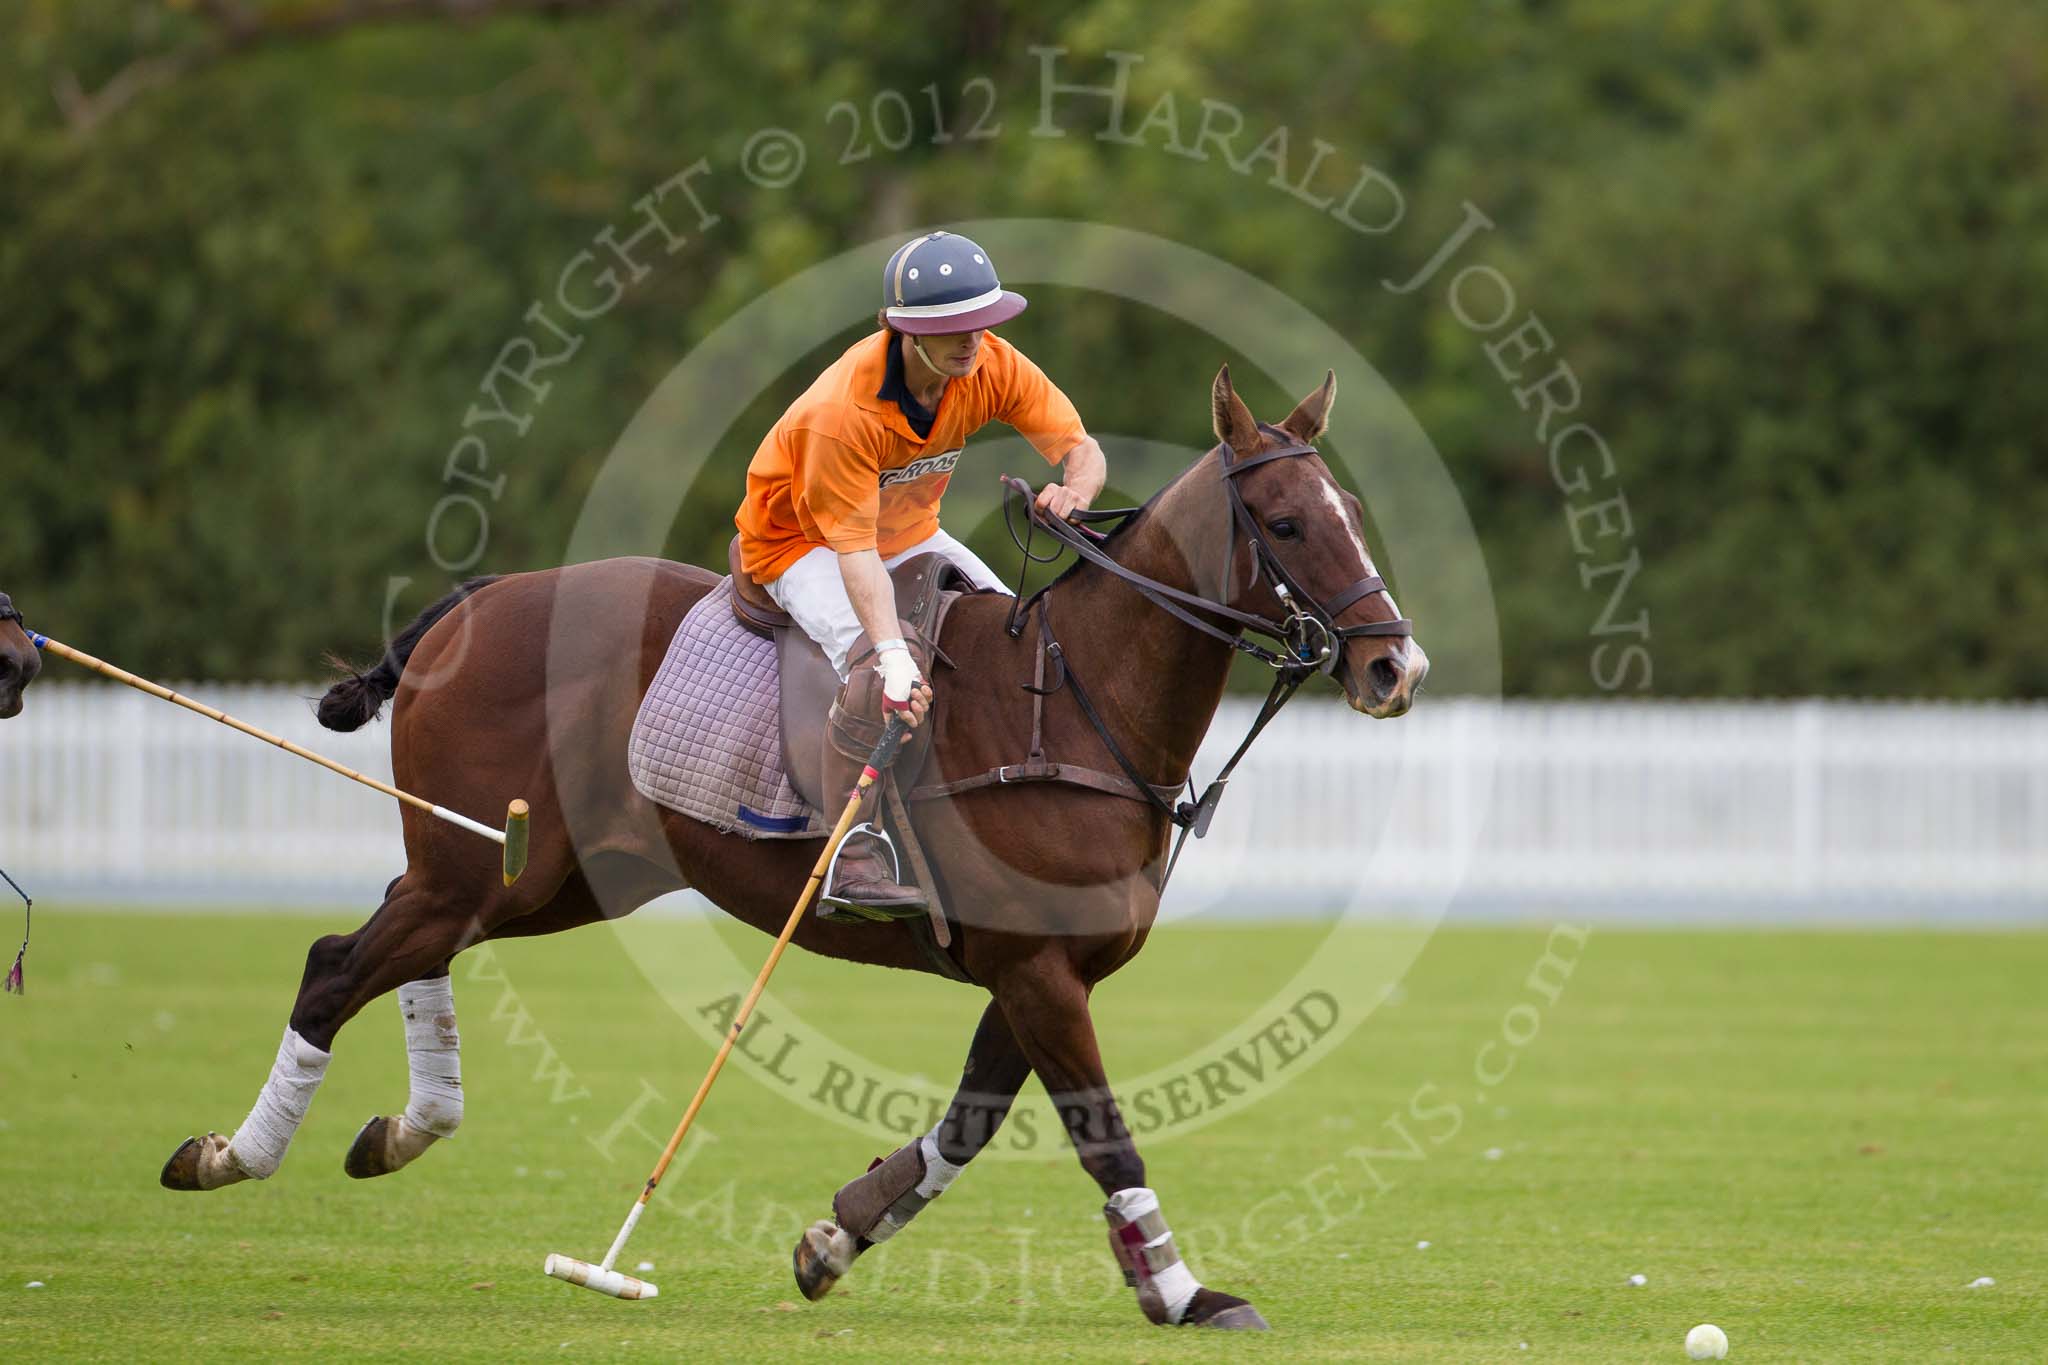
[908, 761, 1181, 807]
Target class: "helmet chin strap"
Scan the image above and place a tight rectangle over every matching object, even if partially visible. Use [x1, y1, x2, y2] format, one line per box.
[911, 336, 975, 381]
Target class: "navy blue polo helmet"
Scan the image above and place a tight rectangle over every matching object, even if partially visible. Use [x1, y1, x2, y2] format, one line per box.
[880, 232, 1027, 335]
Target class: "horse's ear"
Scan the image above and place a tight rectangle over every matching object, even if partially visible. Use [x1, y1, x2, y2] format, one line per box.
[1279, 369, 1336, 445]
[1211, 365, 1260, 456]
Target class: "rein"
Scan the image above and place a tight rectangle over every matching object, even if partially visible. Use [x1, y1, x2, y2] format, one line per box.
[0, 600, 29, 992]
[995, 436, 1413, 887]
[1, 866, 27, 994]
[1003, 431, 1411, 669]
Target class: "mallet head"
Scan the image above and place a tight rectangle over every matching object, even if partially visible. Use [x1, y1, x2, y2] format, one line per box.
[542, 1253, 657, 1299]
[502, 799, 531, 886]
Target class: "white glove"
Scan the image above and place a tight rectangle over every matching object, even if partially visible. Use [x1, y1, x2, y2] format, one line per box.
[874, 641, 921, 709]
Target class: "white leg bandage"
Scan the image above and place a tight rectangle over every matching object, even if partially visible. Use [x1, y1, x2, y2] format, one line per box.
[229, 1027, 332, 1179]
[399, 977, 463, 1139]
[1105, 1187, 1201, 1325]
[914, 1128, 966, 1201]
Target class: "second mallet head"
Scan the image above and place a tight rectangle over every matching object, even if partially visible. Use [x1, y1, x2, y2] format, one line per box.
[542, 1253, 657, 1300]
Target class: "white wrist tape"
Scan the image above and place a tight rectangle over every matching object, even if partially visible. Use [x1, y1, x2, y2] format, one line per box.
[399, 977, 463, 1138]
[230, 1027, 331, 1179]
[876, 644, 921, 704]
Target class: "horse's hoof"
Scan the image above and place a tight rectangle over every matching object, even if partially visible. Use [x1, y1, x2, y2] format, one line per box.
[344, 1114, 439, 1179]
[344, 1116, 395, 1179]
[792, 1219, 859, 1301]
[160, 1132, 251, 1192]
[1182, 1288, 1269, 1330]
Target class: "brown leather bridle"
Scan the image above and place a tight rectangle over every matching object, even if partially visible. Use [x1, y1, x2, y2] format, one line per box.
[1005, 428, 1412, 679]
[1215, 425, 1413, 672]
[997, 435, 1414, 881]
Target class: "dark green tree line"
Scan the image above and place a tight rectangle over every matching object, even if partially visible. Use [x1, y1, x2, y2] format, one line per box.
[1, 0, 2040, 695]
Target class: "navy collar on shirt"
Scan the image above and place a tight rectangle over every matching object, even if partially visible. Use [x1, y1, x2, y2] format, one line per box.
[877, 332, 938, 441]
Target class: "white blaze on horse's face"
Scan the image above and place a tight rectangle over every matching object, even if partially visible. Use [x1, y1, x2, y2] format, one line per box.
[1310, 472, 1428, 719]
[1316, 477, 1374, 580]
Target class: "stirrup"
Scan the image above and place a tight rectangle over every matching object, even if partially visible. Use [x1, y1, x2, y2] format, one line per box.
[819, 823, 918, 923]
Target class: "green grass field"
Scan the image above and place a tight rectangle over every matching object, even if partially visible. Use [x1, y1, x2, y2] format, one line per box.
[2, 910, 2043, 1362]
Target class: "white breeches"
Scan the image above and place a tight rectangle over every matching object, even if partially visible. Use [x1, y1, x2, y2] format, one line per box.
[763, 528, 1010, 679]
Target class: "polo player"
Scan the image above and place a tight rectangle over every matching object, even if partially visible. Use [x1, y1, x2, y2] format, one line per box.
[734, 231, 1107, 917]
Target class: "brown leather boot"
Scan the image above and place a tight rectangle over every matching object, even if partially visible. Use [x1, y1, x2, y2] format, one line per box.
[815, 630, 934, 923]
[819, 824, 928, 922]
[818, 720, 927, 921]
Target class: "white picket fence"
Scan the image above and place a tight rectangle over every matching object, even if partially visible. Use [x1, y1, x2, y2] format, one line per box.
[0, 684, 2042, 919]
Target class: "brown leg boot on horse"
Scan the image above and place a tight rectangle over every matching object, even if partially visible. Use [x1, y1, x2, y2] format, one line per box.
[794, 1001, 1031, 1298]
[817, 643, 929, 923]
[793, 951, 1266, 1330]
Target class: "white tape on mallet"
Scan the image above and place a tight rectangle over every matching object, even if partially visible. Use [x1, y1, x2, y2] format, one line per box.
[542, 1252, 657, 1300]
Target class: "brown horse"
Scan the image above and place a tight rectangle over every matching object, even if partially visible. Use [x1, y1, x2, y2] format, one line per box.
[30, 368, 1426, 1330]
[0, 593, 38, 718]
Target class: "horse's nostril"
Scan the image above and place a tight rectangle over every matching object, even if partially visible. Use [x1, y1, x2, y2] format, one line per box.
[1366, 657, 1400, 699]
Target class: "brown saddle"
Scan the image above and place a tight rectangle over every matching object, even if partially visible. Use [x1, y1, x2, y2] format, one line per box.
[726, 535, 968, 815]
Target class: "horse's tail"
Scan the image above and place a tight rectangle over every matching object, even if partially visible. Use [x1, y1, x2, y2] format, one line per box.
[317, 576, 503, 732]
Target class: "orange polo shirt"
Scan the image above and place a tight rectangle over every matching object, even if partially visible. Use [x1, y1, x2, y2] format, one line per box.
[736, 330, 1087, 583]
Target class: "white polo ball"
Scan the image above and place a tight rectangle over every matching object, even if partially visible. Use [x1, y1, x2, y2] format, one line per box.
[1685, 1323, 1729, 1359]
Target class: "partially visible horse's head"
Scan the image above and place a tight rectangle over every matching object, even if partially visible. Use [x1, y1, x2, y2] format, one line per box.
[1210, 366, 1428, 718]
[0, 592, 41, 719]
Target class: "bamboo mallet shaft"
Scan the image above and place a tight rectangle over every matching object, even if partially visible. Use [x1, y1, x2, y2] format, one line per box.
[28, 632, 530, 883]
[545, 714, 913, 1298]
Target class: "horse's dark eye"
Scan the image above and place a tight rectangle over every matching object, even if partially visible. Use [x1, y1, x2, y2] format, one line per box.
[1268, 519, 1299, 540]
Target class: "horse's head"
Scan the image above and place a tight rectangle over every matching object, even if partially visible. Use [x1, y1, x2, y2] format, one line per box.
[0, 593, 41, 719]
[1210, 366, 1428, 718]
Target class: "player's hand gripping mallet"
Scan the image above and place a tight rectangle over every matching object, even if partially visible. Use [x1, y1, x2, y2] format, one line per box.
[26, 631, 531, 884]
[543, 713, 913, 1301]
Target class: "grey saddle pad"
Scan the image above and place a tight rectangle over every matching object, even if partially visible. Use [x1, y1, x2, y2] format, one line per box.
[627, 579, 826, 839]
